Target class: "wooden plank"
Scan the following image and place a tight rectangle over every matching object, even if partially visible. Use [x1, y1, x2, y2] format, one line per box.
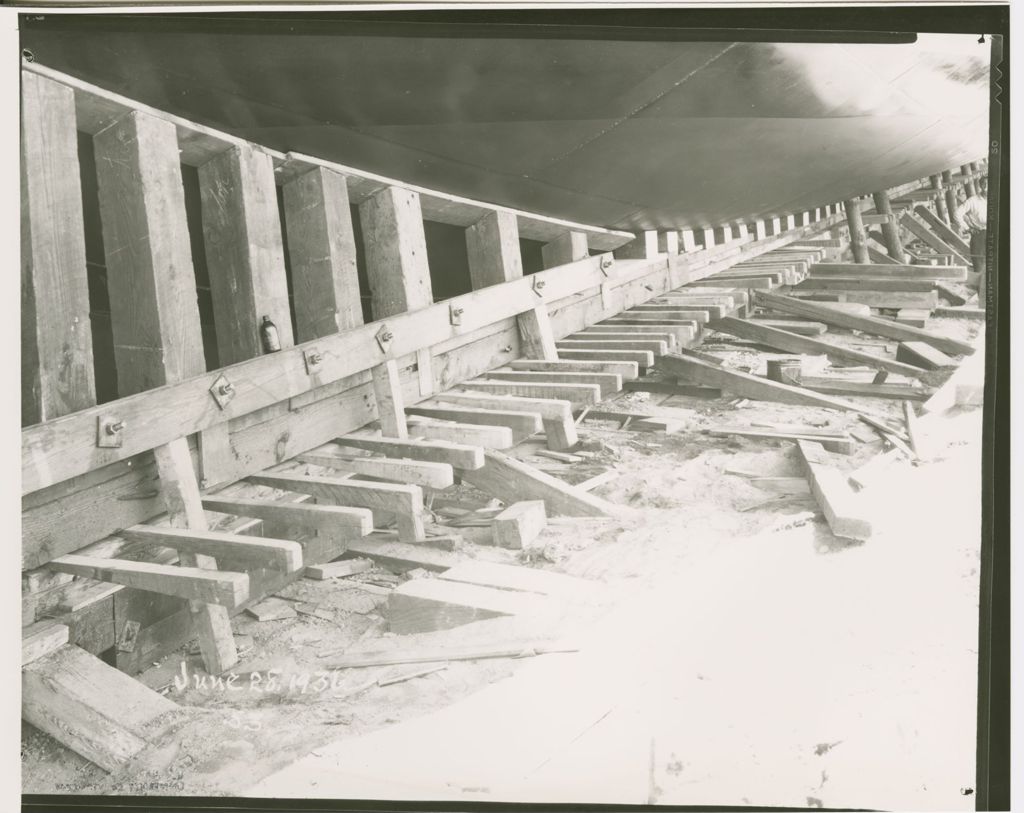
[323, 640, 578, 669]
[752, 291, 975, 356]
[482, 369, 623, 398]
[796, 440, 872, 541]
[457, 450, 615, 517]
[808, 262, 967, 281]
[93, 109, 206, 395]
[707, 317, 928, 378]
[748, 319, 829, 336]
[934, 282, 970, 306]
[360, 185, 433, 319]
[408, 417, 515, 450]
[440, 561, 592, 600]
[798, 378, 930, 401]
[22, 644, 177, 772]
[491, 501, 547, 550]
[333, 436, 484, 470]
[47, 555, 249, 607]
[387, 579, 552, 634]
[896, 341, 957, 370]
[153, 438, 238, 673]
[199, 144, 294, 365]
[119, 526, 303, 573]
[867, 245, 901, 265]
[934, 306, 985, 320]
[631, 303, 727, 319]
[658, 353, 883, 416]
[459, 379, 602, 407]
[900, 211, 971, 267]
[342, 537, 461, 572]
[22, 621, 70, 666]
[705, 426, 855, 455]
[517, 304, 558, 360]
[585, 323, 695, 344]
[248, 472, 426, 542]
[622, 381, 722, 398]
[507, 358, 639, 381]
[406, 405, 542, 440]
[557, 338, 668, 356]
[573, 329, 676, 348]
[914, 205, 971, 255]
[556, 348, 654, 367]
[371, 359, 409, 439]
[20, 71, 95, 425]
[541, 231, 589, 269]
[795, 277, 937, 292]
[282, 166, 363, 339]
[202, 495, 373, 535]
[296, 449, 454, 488]
[791, 290, 939, 310]
[427, 390, 578, 452]
[608, 312, 709, 323]
[304, 558, 373, 580]
[466, 210, 523, 288]
[893, 309, 931, 328]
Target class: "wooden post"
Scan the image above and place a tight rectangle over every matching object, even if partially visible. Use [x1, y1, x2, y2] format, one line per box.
[21, 71, 96, 425]
[930, 174, 950, 223]
[517, 305, 558, 360]
[359, 186, 433, 319]
[613, 231, 655, 260]
[541, 231, 588, 269]
[680, 229, 697, 253]
[371, 359, 408, 438]
[465, 210, 523, 289]
[942, 170, 959, 225]
[93, 110, 206, 395]
[199, 144, 294, 365]
[961, 163, 978, 197]
[152, 439, 238, 674]
[843, 199, 869, 264]
[282, 166, 363, 341]
[872, 190, 905, 263]
[657, 231, 679, 255]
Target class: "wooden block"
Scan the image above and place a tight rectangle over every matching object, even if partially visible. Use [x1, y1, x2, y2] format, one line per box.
[202, 495, 374, 535]
[371, 359, 408, 439]
[200, 144, 295, 364]
[933, 306, 985, 320]
[428, 391, 576, 451]
[797, 440, 872, 541]
[22, 621, 70, 666]
[483, 369, 623, 398]
[753, 291, 974, 356]
[406, 405, 542, 441]
[387, 579, 553, 634]
[119, 526, 304, 573]
[460, 379, 602, 408]
[245, 596, 297, 622]
[798, 378, 930, 401]
[457, 450, 615, 517]
[283, 166, 363, 338]
[342, 538, 461, 573]
[893, 309, 931, 328]
[491, 500, 547, 549]
[408, 417, 515, 450]
[335, 435, 484, 470]
[548, 348, 655, 367]
[934, 282, 969, 306]
[466, 210, 523, 288]
[248, 472, 426, 542]
[896, 341, 956, 370]
[54, 579, 122, 614]
[305, 558, 373, 580]
[507, 358, 639, 381]
[360, 186, 433, 319]
[22, 644, 177, 772]
[21, 71, 96, 424]
[93, 109, 206, 394]
[296, 449, 455, 489]
[517, 304, 559, 360]
[705, 426, 855, 455]
[541, 231, 588, 269]
[748, 319, 828, 336]
[439, 560, 594, 600]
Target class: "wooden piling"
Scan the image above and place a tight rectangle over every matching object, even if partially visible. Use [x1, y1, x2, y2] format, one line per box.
[843, 199, 869, 264]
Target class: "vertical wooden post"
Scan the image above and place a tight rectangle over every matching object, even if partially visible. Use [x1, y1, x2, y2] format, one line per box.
[94, 111, 205, 395]
[359, 186, 433, 319]
[657, 231, 679, 254]
[21, 71, 96, 425]
[517, 305, 558, 360]
[930, 174, 949, 223]
[843, 199, 869, 264]
[872, 190, 905, 263]
[465, 210, 523, 288]
[199, 144, 294, 366]
[153, 439, 238, 674]
[713, 224, 733, 244]
[541, 230, 588, 269]
[961, 163, 978, 197]
[701, 227, 715, 248]
[753, 220, 767, 240]
[942, 170, 959, 224]
[613, 231, 653, 260]
[371, 359, 408, 438]
[282, 166, 363, 341]
[680, 229, 698, 253]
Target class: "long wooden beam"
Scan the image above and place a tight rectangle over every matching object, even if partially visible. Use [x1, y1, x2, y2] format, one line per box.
[808, 262, 967, 281]
[295, 450, 455, 489]
[119, 526, 303, 573]
[332, 436, 484, 470]
[482, 369, 623, 398]
[201, 496, 373, 535]
[752, 291, 975, 356]
[900, 212, 971, 267]
[458, 380, 602, 408]
[913, 205, 971, 255]
[406, 405, 542, 440]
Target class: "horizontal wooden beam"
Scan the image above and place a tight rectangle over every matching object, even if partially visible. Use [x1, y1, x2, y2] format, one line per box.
[295, 449, 455, 489]
[798, 378, 931, 401]
[482, 369, 623, 398]
[406, 405, 542, 439]
[333, 435, 484, 470]
[407, 417, 515, 450]
[507, 358, 639, 381]
[458, 379, 602, 407]
[201, 495, 373, 535]
[430, 391, 577, 452]
[808, 262, 967, 280]
[557, 338, 669, 356]
[556, 349, 655, 367]
[120, 525, 303, 572]
[705, 426, 854, 455]
[795, 277, 938, 292]
[47, 554, 250, 608]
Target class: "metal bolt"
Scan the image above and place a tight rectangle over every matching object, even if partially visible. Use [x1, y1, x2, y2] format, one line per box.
[535, 280, 546, 289]
[381, 331, 394, 342]
[307, 352, 323, 365]
[452, 307, 464, 317]
[106, 420, 126, 435]
[501, 345, 513, 353]
[218, 382, 234, 396]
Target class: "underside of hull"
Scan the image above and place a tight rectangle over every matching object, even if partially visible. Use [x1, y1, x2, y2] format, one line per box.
[20, 15, 991, 231]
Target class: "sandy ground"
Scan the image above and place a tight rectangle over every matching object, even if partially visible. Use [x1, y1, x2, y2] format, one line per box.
[22, 314, 984, 809]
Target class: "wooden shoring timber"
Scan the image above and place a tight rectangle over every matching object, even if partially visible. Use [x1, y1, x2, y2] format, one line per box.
[201, 495, 374, 535]
[517, 305, 559, 360]
[798, 378, 931, 401]
[554, 348, 656, 367]
[199, 143, 294, 365]
[480, 369, 623, 399]
[796, 440, 873, 541]
[752, 291, 974, 356]
[507, 358, 640, 381]
[808, 262, 967, 281]
[682, 275, 774, 289]
[248, 472, 427, 542]
[22, 621, 70, 666]
[541, 231, 589, 269]
[611, 310, 710, 323]
[843, 199, 869, 263]
[361, 186, 433, 319]
[913, 205, 971, 255]
[407, 416, 515, 450]
[465, 210, 524, 289]
[456, 450, 616, 518]
[432, 391, 578, 451]
[571, 329, 677, 349]
[871, 190, 906, 262]
[407, 404, 541, 441]
[22, 644, 178, 773]
[794, 277, 938, 293]
[867, 245, 901, 265]
[296, 448, 455, 488]
[458, 379, 602, 408]
[371, 359, 409, 439]
[21, 71, 96, 425]
[707, 317, 928, 378]
[657, 353, 888, 417]
[557, 338, 669, 356]
[899, 211, 972, 267]
[705, 427, 854, 455]
[787, 289, 939, 311]
[585, 323, 694, 344]
[119, 526, 304, 573]
[47, 554, 250, 607]
[333, 436, 484, 470]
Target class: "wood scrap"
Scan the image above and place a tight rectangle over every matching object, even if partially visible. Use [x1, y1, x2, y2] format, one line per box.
[245, 597, 298, 621]
[377, 664, 448, 687]
[704, 426, 855, 455]
[492, 500, 548, 550]
[386, 579, 556, 634]
[796, 440, 872, 541]
[304, 558, 373, 581]
[323, 640, 579, 669]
